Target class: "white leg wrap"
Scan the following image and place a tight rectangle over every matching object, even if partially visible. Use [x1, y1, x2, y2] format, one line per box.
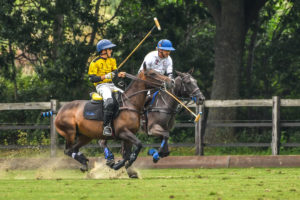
[72, 152, 76, 158]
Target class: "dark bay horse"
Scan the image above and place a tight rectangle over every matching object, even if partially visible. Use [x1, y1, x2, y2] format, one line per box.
[100, 68, 205, 166]
[145, 68, 205, 162]
[55, 66, 171, 172]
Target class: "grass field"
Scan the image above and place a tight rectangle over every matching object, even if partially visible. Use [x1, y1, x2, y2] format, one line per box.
[0, 166, 300, 200]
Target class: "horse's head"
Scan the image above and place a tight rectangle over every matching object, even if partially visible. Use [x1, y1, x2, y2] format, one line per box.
[139, 63, 172, 89]
[175, 68, 205, 105]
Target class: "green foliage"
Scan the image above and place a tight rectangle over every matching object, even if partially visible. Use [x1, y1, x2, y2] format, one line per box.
[242, 0, 300, 99]
[108, 0, 214, 97]
[1, 0, 300, 153]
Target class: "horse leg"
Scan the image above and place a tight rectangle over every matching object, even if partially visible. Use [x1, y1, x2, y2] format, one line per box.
[112, 128, 142, 170]
[148, 124, 170, 162]
[120, 141, 138, 179]
[65, 134, 92, 172]
[98, 139, 115, 168]
[158, 136, 170, 158]
[148, 136, 170, 163]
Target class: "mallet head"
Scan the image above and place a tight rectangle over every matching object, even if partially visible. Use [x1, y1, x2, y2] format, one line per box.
[154, 17, 161, 31]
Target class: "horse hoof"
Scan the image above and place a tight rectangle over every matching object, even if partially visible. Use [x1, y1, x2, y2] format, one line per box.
[80, 165, 88, 172]
[152, 152, 160, 163]
[106, 159, 115, 168]
[129, 174, 138, 179]
[126, 167, 138, 178]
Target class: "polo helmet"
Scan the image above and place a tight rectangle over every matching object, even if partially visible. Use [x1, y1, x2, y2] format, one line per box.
[157, 39, 175, 51]
[96, 39, 116, 52]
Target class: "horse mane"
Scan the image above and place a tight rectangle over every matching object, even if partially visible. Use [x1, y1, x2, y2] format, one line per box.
[124, 71, 144, 93]
[174, 74, 183, 95]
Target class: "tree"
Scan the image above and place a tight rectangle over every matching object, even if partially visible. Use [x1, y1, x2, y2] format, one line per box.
[202, 0, 267, 143]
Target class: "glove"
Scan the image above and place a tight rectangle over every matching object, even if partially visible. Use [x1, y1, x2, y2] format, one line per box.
[104, 72, 115, 79]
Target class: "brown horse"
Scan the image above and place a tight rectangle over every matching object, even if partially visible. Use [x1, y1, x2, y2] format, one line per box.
[55, 65, 171, 172]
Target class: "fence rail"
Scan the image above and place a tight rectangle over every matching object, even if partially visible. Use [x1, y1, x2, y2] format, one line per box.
[1, 96, 300, 156]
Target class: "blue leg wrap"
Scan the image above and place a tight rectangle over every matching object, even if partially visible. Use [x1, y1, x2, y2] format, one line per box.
[104, 147, 114, 160]
[148, 148, 160, 162]
[148, 148, 157, 156]
[160, 139, 165, 148]
[153, 152, 160, 161]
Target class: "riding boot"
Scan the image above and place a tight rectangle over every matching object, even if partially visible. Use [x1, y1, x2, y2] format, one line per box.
[103, 112, 113, 136]
[103, 98, 114, 136]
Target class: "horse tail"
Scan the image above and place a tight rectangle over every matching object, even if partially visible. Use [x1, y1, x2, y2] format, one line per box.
[41, 111, 54, 118]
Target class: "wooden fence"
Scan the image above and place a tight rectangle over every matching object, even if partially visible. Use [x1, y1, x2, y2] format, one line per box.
[1, 97, 300, 157]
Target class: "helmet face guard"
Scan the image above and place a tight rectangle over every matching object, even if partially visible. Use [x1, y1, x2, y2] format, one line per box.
[157, 39, 175, 51]
[96, 39, 116, 52]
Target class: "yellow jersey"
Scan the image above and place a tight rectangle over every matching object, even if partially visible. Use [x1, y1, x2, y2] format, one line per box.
[88, 57, 117, 86]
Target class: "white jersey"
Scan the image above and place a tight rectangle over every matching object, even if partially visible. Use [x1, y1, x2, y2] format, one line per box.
[139, 51, 173, 77]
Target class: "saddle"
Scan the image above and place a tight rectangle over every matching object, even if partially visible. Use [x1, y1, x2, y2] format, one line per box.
[83, 92, 120, 121]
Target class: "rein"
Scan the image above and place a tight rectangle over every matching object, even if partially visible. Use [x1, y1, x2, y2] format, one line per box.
[118, 71, 167, 112]
[125, 72, 165, 88]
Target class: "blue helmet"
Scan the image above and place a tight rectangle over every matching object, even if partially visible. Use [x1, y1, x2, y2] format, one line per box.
[96, 39, 116, 52]
[157, 39, 175, 51]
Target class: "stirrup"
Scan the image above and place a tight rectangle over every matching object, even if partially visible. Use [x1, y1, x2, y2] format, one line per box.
[103, 126, 112, 136]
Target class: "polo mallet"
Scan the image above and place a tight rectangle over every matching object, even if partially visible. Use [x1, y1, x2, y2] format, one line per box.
[164, 89, 202, 122]
[117, 17, 161, 70]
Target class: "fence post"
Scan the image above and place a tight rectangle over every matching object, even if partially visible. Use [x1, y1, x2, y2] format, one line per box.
[50, 99, 58, 157]
[195, 104, 204, 155]
[272, 96, 281, 155]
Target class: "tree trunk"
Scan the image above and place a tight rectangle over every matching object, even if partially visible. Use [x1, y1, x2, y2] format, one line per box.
[202, 0, 267, 143]
[88, 0, 102, 47]
[204, 0, 246, 143]
[9, 40, 18, 101]
[52, 0, 64, 59]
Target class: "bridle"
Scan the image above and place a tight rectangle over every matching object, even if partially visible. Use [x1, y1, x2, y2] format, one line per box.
[176, 74, 201, 100]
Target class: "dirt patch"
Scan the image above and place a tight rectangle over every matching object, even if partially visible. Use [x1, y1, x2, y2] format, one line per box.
[1, 155, 300, 170]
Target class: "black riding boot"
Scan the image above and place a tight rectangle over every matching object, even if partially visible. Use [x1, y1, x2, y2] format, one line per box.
[103, 98, 114, 136]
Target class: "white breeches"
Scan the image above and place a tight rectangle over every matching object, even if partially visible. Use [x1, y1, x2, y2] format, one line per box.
[96, 83, 123, 102]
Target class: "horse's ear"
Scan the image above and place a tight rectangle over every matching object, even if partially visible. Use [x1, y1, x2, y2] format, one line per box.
[175, 70, 183, 77]
[187, 67, 194, 74]
[143, 62, 147, 72]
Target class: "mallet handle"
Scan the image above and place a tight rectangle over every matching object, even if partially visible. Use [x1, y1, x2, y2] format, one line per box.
[164, 89, 202, 122]
[164, 89, 197, 117]
[117, 26, 156, 70]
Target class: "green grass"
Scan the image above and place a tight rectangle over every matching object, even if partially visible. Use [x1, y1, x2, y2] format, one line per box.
[0, 168, 300, 200]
